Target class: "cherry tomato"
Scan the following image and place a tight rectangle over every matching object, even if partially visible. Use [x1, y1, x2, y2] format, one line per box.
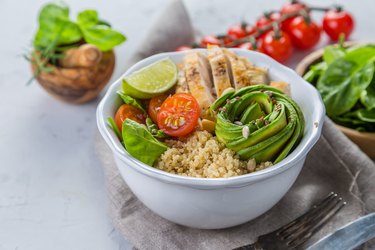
[256, 12, 281, 28]
[157, 93, 200, 137]
[287, 16, 321, 49]
[238, 42, 264, 53]
[261, 30, 293, 63]
[148, 94, 168, 123]
[115, 104, 146, 131]
[280, 1, 306, 15]
[176, 45, 192, 51]
[227, 23, 256, 39]
[218, 35, 234, 46]
[280, 1, 307, 30]
[322, 9, 355, 40]
[200, 35, 221, 47]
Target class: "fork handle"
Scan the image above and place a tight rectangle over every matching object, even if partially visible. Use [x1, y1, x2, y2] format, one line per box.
[232, 242, 263, 250]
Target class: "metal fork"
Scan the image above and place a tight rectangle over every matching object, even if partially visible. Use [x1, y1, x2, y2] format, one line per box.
[233, 192, 346, 250]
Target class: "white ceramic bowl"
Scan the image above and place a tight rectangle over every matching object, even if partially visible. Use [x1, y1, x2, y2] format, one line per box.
[97, 49, 325, 229]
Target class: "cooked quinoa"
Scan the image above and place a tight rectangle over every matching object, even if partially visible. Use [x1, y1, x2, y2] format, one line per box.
[154, 131, 272, 178]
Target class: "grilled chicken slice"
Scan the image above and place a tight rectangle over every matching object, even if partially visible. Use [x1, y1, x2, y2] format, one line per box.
[223, 49, 252, 89]
[239, 56, 269, 85]
[183, 52, 215, 119]
[176, 64, 189, 93]
[207, 45, 233, 97]
[224, 49, 270, 88]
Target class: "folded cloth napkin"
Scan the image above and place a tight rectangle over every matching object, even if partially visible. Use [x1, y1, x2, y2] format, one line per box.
[95, 0, 375, 249]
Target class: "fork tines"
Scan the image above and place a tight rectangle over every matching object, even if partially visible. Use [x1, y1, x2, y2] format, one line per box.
[275, 192, 346, 248]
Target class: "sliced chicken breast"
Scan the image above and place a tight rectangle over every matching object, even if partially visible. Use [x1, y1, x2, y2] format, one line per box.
[223, 49, 252, 89]
[239, 56, 269, 85]
[207, 45, 233, 97]
[175, 64, 189, 93]
[183, 52, 215, 119]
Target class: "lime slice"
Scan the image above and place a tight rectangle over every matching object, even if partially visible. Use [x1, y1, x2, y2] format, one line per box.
[122, 58, 178, 99]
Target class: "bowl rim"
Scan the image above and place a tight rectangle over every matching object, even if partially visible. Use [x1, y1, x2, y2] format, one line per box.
[96, 48, 325, 188]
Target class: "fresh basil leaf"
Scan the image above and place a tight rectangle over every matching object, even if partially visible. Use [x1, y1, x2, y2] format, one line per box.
[323, 45, 346, 65]
[77, 9, 98, 28]
[77, 9, 126, 51]
[122, 119, 168, 166]
[317, 52, 375, 116]
[117, 91, 145, 112]
[34, 3, 82, 48]
[81, 26, 125, 51]
[107, 117, 122, 140]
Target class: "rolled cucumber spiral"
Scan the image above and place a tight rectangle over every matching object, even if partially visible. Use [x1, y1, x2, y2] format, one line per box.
[210, 85, 304, 164]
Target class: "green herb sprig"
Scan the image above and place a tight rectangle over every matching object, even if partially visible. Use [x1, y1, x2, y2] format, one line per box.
[26, 2, 126, 84]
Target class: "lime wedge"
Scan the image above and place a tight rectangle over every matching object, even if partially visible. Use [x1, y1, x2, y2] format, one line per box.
[122, 58, 178, 99]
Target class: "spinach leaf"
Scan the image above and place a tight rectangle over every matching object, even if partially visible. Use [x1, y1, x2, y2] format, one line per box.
[360, 70, 375, 109]
[34, 3, 82, 48]
[107, 117, 122, 140]
[77, 10, 126, 51]
[122, 119, 168, 166]
[317, 46, 375, 116]
[356, 109, 375, 122]
[303, 61, 327, 83]
[117, 91, 145, 112]
[323, 45, 346, 64]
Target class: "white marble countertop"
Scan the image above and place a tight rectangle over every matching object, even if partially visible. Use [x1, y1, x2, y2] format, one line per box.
[0, 0, 374, 249]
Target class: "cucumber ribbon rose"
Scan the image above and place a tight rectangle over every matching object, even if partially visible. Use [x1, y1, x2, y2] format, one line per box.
[210, 85, 304, 164]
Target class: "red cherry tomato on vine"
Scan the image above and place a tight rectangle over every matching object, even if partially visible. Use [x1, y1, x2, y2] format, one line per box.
[322, 9, 354, 41]
[256, 12, 281, 28]
[175, 45, 192, 51]
[261, 31, 293, 63]
[280, 1, 306, 14]
[200, 35, 221, 47]
[219, 35, 234, 46]
[287, 16, 321, 49]
[280, 1, 307, 30]
[227, 23, 256, 39]
[238, 42, 264, 53]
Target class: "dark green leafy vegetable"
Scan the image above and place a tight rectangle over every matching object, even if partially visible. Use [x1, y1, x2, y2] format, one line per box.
[317, 58, 374, 116]
[303, 43, 375, 132]
[122, 119, 168, 165]
[107, 117, 122, 140]
[117, 91, 145, 112]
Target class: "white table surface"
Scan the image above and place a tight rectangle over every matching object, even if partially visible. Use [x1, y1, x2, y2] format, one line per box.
[0, 0, 374, 249]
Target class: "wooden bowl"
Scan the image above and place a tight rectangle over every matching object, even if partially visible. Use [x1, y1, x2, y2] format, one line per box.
[295, 42, 375, 158]
[32, 50, 115, 104]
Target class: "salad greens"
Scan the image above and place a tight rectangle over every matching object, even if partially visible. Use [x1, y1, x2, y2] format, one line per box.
[304, 43, 375, 132]
[122, 119, 168, 166]
[106, 92, 169, 166]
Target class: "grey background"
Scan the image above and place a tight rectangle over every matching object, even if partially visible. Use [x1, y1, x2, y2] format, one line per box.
[0, 0, 374, 249]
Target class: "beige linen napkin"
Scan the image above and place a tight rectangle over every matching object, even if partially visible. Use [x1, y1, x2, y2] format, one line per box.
[95, 0, 375, 249]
